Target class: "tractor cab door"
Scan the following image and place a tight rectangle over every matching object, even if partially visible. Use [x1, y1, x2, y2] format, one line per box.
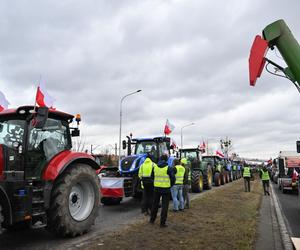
[0, 119, 26, 180]
[25, 118, 70, 179]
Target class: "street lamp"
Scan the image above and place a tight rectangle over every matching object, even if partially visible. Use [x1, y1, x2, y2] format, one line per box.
[180, 123, 195, 149]
[119, 90, 142, 166]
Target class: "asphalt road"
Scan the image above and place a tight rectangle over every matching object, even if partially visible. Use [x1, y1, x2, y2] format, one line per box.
[0, 197, 143, 250]
[0, 182, 233, 250]
[272, 182, 300, 237]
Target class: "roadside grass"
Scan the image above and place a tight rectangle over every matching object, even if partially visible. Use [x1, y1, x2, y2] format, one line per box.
[86, 178, 263, 250]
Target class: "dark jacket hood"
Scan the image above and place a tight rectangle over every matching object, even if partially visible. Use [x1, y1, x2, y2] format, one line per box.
[157, 160, 168, 168]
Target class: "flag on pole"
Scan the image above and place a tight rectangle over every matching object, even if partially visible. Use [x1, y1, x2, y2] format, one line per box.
[171, 138, 177, 149]
[164, 119, 175, 135]
[35, 82, 55, 108]
[199, 141, 206, 152]
[0, 91, 10, 112]
[216, 150, 224, 158]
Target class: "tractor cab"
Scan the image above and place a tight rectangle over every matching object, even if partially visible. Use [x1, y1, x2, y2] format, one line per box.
[0, 106, 77, 181]
[120, 136, 174, 174]
[133, 137, 170, 163]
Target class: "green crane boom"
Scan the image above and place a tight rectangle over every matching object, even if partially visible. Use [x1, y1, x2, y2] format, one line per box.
[249, 19, 300, 89]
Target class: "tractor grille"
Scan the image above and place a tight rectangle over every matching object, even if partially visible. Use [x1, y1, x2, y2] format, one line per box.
[123, 179, 133, 197]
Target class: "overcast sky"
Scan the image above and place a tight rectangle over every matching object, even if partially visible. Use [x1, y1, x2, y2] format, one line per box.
[1, 0, 300, 159]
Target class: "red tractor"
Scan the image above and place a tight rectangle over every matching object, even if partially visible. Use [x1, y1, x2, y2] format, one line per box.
[0, 106, 100, 237]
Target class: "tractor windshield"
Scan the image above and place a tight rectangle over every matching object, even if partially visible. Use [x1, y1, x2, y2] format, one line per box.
[28, 118, 70, 160]
[135, 141, 157, 155]
[0, 119, 25, 148]
[181, 151, 197, 162]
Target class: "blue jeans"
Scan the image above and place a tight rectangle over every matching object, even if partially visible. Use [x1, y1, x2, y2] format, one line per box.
[171, 185, 184, 210]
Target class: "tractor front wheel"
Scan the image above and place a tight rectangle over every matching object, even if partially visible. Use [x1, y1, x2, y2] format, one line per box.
[214, 172, 221, 186]
[47, 164, 100, 237]
[191, 170, 203, 193]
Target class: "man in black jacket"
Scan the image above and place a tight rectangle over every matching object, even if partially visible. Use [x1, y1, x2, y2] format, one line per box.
[149, 154, 175, 227]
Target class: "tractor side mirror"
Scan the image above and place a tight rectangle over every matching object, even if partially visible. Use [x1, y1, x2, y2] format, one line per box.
[34, 107, 49, 129]
[122, 140, 127, 150]
[297, 141, 300, 153]
[71, 128, 80, 137]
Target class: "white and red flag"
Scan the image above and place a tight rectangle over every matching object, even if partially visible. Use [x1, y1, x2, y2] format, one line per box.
[171, 138, 177, 149]
[164, 119, 175, 135]
[100, 177, 124, 198]
[216, 150, 225, 158]
[0, 91, 10, 112]
[199, 141, 206, 150]
[35, 82, 55, 108]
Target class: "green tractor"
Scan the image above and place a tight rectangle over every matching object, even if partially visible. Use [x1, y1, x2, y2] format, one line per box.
[179, 148, 213, 192]
[202, 155, 227, 186]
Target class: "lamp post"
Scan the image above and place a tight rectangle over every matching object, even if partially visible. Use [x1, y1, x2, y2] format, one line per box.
[180, 123, 195, 149]
[119, 90, 142, 166]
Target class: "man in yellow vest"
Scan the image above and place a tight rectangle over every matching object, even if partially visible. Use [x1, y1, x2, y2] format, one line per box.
[181, 158, 190, 209]
[149, 154, 175, 227]
[139, 155, 156, 215]
[243, 163, 252, 192]
[171, 159, 185, 212]
[260, 165, 270, 195]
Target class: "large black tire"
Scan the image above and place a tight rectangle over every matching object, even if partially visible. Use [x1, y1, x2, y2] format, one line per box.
[214, 172, 221, 186]
[204, 168, 213, 190]
[0, 205, 3, 235]
[229, 171, 233, 182]
[47, 164, 100, 237]
[225, 172, 230, 183]
[101, 197, 122, 205]
[221, 171, 226, 185]
[191, 170, 203, 193]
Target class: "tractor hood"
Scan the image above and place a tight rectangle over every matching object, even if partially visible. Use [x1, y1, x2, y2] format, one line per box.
[119, 154, 147, 174]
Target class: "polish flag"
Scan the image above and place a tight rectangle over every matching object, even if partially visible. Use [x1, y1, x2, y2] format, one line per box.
[164, 119, 175, 135]
[171, 138, 177, 149]
[0, 91, 10, 112]
[35, 82, 55, 108]
[199, 141, 206, 150]
[216, 150, 225, 158]
[100, 177, 124, 197]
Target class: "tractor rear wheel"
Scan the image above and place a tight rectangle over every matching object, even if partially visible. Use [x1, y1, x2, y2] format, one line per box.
[214, 172, 221, 186]
[47, 164, 100, 237]
[204, 168, 213, 190]
[221, 172, 226, 185]
[191, 170, 203, 193]
[0, 205, 3, 234]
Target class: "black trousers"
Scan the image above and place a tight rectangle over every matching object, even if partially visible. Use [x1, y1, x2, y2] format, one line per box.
[244, 177, 251, 192]
[141, 184, 154, 213]
[150, 190, 170, 225]
[262, 180, 270, 195]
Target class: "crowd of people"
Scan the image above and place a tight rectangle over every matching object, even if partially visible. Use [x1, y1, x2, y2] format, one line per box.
[139, 154, 272, 227]
[138, 154, 190, 227]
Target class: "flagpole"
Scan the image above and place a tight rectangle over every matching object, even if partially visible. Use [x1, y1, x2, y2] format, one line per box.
[33, 75, 42, 112]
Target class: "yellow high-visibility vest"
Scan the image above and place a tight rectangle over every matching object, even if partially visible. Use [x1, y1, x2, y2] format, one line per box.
[154, 165, 170, 188]
[243, 167, 251, 177]
[175, 165, 185, 185]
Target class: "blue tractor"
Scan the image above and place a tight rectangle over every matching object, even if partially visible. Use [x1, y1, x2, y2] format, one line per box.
[100, 136, 176, 205]
[121, 136, 176, 198]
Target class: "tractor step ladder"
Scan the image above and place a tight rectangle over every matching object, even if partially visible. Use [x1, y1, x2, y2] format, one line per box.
[31, 182, 47, 229]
